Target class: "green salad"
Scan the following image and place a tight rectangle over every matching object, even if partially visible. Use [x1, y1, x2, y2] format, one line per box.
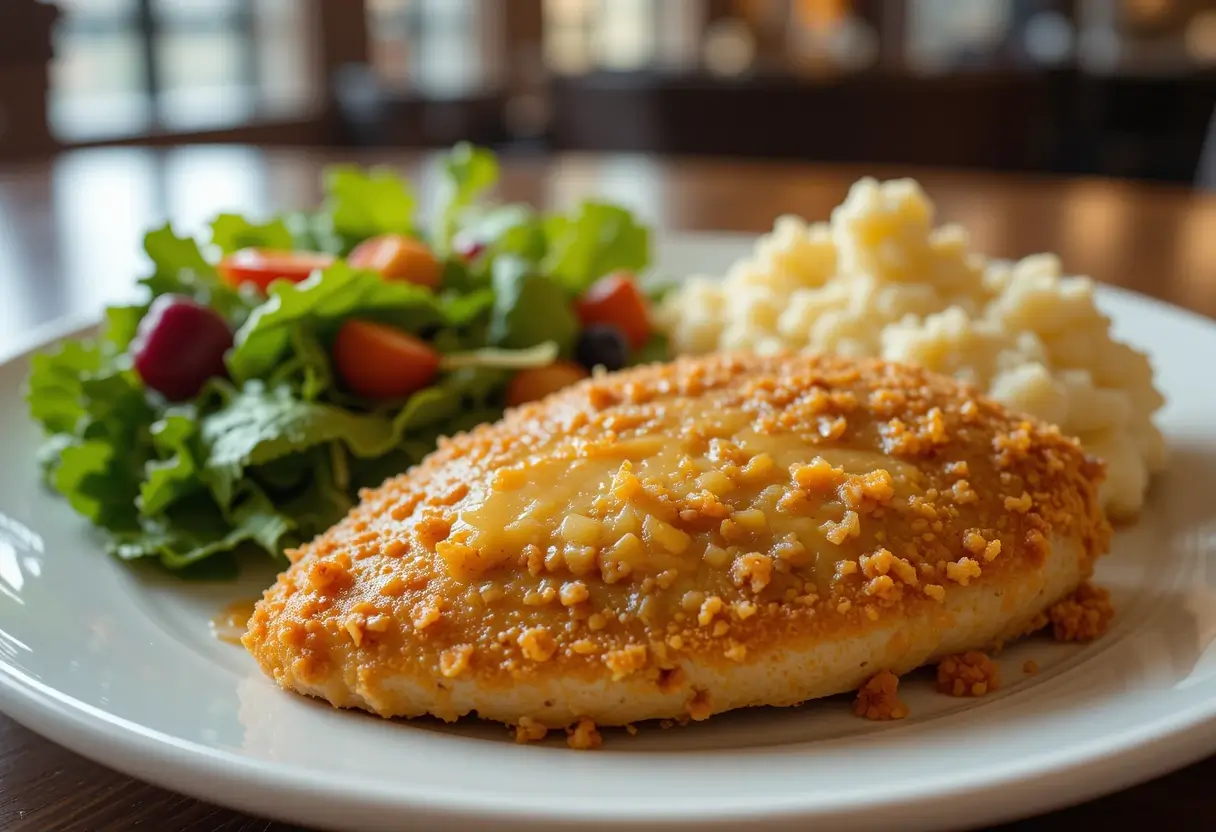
[26, 143, 667, 579]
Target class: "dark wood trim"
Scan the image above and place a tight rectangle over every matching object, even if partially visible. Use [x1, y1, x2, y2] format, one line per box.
[65, 114, 336, 150]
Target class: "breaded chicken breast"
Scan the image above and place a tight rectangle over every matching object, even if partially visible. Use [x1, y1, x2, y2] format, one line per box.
[244, 353, 1110, 735]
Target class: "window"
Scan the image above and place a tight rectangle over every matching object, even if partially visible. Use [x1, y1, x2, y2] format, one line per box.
[544, 0, 659, 74]
[48, 0, 318, 142]
[905, 0, 1014, 72]
[153, 0, 255, 130]
[367, 0, 487, 98]
[50, 0, 152, 140]
[545, 0, 596, 74]
[596, 0, 657, 70]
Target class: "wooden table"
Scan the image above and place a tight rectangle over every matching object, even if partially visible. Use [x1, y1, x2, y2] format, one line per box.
[0, 148, 1214, 832]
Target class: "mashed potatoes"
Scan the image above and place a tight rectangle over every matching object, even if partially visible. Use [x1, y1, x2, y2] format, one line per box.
[656, 178, 1165, 519]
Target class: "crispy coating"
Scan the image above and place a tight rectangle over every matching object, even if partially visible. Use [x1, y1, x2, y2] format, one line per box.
[243, 353, 1110, 731]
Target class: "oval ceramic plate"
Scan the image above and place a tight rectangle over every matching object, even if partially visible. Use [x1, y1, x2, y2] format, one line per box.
[1, 234, 1215, 832]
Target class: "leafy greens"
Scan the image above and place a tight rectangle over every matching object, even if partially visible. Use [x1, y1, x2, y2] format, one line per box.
[25, 143, 664, 578]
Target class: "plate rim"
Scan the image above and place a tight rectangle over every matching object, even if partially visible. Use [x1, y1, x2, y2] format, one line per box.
[3, 652, 1216, 831]
[3, 237, 1216, 830]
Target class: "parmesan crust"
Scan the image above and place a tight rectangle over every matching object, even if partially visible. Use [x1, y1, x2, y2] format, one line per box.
[243, 353, 1110, 736]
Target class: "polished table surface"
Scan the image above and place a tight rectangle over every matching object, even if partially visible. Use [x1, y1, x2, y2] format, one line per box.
[0, 147, 1214, 831]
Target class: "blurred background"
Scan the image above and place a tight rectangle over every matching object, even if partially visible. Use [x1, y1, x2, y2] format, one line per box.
[3, 0, 1216, 185]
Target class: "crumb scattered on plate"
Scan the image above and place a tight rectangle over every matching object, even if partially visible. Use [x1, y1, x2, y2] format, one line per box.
[1048, 582, 1115, 642]
[853, 670, 910, 721]
[936, 651, 1001, 697]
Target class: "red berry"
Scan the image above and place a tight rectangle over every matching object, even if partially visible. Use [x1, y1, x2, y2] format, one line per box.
[453, 233, 486, 262]
[131, 295, 233, 401]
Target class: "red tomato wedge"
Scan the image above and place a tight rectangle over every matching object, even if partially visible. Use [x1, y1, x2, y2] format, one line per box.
[348, 234, 442, 289]
[575, 273, 652, 349]
[218, 249, 336, 292]
[332, 320, 440, 400]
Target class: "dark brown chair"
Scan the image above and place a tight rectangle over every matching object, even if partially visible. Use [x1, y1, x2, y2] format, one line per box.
[0, 0, 60, 159]
[1198, 106, 1216, 192]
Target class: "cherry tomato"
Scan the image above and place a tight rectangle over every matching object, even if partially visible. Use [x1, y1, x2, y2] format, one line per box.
[130, 294, 233, 401]
[218, 249, 335, 292]
[505, 361, 589, 408]
[332, 320, 440, 400]
[348, 234, 442, 289]
[575, 273, 652, 349]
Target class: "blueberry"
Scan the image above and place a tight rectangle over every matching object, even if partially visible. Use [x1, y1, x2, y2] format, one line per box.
[575, 325, 629, 372]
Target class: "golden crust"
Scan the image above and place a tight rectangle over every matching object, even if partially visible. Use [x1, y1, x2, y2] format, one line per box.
[243, 352, 1110, 727]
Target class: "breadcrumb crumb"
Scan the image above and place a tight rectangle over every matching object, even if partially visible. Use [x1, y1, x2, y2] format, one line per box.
[604, 644, 648, 680]
[1023, 660, 1040, 675]
[566, 718, 603, 750]
[439, 644, 474, 678]
[936, 651, 1001, 697]
[518, 627, 558, 662]
[1048, 582, 1114, 641]
[945, 557, 982, 586]
[853, 670, 910, 720]
[686, 689, 713, 721]
[514, 716, 548, 744]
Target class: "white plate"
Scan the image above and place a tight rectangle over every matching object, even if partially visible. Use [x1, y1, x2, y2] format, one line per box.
[1, 234, 1215, 832]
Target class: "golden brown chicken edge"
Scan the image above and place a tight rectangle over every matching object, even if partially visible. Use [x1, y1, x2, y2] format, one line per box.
[242, 351, 1114, 744]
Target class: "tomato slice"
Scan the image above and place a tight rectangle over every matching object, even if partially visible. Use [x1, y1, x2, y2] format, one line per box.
[348, 234, 442, 289]
[332, 320, 440, 400]
[575, 273, 652, 349]
[218, 249, 336, 292]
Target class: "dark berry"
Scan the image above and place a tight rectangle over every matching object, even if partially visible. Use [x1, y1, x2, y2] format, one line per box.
[574, 325, 629, 372]
[130, 295, 233, 401]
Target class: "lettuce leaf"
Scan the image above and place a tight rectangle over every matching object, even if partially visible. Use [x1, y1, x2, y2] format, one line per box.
[110, 486, 291, 574]
[487, 256, 579, 353]
[210, 214, 295, 254]
[25, 149, 663, 580]
[322, 165, 417, 240]
[459, 203, 547, 265]
[543, 201, 650, 293]
[266, 326, 333, 401]
[27, 339, 104, 435]
[434, 143, 499, 253]
[44, 371, 155, 535]
[53, 439, 127, 527]
[139, 413, 203, 516]
[140, 225, 252, 322]
[102, 305, 146, 353]
[200, 381, 461, 507]
[227, 263, 444, 383]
